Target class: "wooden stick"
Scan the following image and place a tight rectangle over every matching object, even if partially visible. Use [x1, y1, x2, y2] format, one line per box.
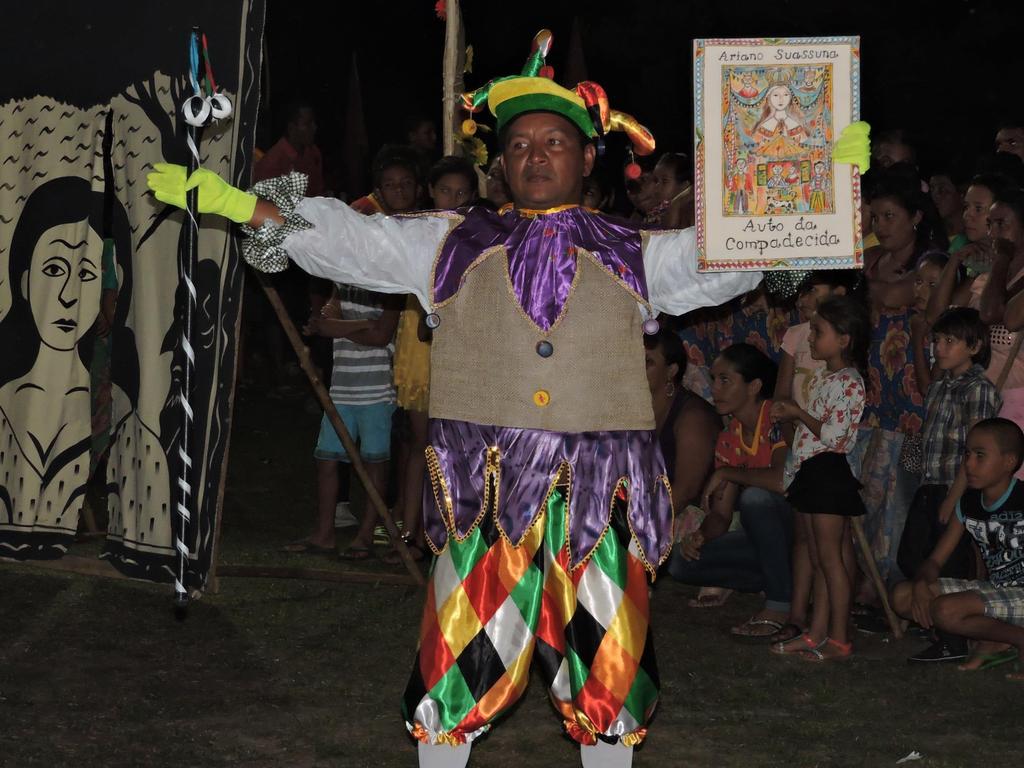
[850, 517, 903, 640]
[217, 564, 419, 587]
[255, 273, 425, 587]
[79, 498, 101, 534]
[0, 556, 419, 593]
[205, 261, 246, 596]
[441, 0, 462, 155]
[3, 554, 129, 580]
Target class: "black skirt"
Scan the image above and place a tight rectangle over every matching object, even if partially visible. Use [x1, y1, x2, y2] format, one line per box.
[786, 452, 866, 517]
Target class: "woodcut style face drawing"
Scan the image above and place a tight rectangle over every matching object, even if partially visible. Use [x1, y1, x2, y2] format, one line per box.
[27, 220, 102, 351]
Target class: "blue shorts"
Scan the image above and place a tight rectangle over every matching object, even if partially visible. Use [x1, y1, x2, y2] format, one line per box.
[314, 402, 396, 463]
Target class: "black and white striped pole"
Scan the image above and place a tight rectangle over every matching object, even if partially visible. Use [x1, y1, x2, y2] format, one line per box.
[173, 28, 231, 618]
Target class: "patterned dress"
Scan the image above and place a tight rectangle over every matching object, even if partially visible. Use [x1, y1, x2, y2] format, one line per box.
[848, 308, 926, 583]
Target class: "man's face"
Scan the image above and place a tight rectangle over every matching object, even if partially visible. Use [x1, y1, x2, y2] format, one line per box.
[996, 127, 1024, 161]
[500, 112, 595, 209]
[377, 166, 419, 214]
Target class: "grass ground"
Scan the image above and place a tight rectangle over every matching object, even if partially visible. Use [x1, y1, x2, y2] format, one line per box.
[1, 386, 1020, 767]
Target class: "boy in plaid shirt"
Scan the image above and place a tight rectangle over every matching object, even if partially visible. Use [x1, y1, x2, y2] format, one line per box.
[897, 307, 1001, 662]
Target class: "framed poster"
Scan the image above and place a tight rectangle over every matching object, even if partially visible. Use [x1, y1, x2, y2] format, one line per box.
[694, 36, 862, 272]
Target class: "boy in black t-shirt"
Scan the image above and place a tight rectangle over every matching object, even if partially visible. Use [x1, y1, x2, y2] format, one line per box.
[891, 418, 1024, 675]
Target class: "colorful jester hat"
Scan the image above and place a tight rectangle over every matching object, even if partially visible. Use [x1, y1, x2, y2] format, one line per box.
[460, 29, 655, 163]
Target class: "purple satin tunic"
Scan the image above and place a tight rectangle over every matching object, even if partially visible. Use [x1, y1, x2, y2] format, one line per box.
[432, 206, 649, 330]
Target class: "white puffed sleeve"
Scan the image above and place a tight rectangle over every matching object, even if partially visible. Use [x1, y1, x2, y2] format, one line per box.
[642, 228, 763, 315]
[285, 198, 457, 311]
[240, 172, 458, 311]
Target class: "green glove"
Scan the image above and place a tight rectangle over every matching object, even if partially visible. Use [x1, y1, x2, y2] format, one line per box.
[832, 121, 871, 173]
[147, 163, 258, 224]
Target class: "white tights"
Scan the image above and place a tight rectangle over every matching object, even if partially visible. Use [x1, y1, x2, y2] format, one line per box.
[581, 741, 634, 768]
[417, 742, 471, 768]
[416, 740, 633, 767]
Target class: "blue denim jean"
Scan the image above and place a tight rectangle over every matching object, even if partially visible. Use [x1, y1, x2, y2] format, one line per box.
[668, 487, 794, 612]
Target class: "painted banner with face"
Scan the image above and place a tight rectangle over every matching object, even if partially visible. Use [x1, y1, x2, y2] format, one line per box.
[0, 1, 265, 589]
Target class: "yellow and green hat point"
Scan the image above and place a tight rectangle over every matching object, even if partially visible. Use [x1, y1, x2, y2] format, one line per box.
[490, 76, 595, 137]
[460, 29, 655, 156]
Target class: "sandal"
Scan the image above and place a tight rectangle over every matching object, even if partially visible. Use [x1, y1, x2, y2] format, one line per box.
[687, 588, 732, 609]
[799, 637, 853, 663]
[281, 540, 335, 555]
[770, 633, 825, 656]
[382, 529, 428, 564]
[767, 623, 805, 645]
[958, 648, 1018, 672]
[731, 617, 784, 641]
[338, 545, 373, 561]
[383, 537, 426, 565]
[850, 601, 876, 617]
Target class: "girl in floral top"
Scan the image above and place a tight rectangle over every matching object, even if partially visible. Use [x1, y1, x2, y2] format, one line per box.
[769, 296, 870, 662]
[773, 270, 860, 644]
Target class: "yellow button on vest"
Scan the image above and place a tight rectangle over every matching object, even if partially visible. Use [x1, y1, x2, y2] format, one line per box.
[532, 389, 550, 407]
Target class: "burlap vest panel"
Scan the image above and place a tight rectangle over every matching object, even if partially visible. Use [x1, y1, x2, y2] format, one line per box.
[429, 251, 656, 432]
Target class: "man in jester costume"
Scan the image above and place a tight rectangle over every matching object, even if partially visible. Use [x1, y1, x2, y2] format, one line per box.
[149, 29, 868, 768]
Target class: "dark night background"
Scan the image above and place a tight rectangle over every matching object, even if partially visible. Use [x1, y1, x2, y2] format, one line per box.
[262, 0, 1019, 197]
[0, 1, 1015, 192]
